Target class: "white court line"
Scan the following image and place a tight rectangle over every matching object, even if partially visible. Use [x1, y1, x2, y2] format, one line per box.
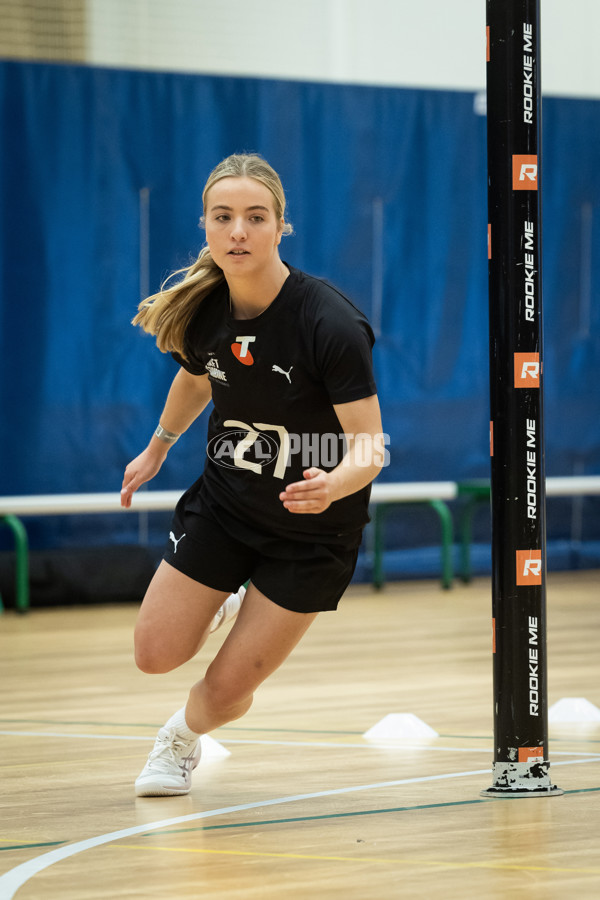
[0, 768, 493, 898]
[1, 730, 600, 757]
[0, 737, 598, 899]
[222, 740, 600, 758]
[0, 730, 154, 742]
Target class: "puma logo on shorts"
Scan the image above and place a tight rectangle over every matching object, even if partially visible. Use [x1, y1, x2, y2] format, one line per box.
[169, 531, 186, 553]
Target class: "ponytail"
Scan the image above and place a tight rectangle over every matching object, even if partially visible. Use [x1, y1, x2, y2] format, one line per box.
[132, 246, 224, 357]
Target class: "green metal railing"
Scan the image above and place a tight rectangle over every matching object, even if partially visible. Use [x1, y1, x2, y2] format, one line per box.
[0, 515, 30, 613]
[371, 500, 454, 590]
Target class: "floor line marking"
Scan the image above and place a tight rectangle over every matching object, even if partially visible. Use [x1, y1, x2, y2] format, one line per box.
[0, 719, 365, 736]
[146, 799, 489, 836]
[0, 755, 147, 771]
[2, 720, 599, 746]
[144, 787, 600, 836]
[0, 842, 66, 853]
[1, 756, 599, 895]
[0, 767, 493, 897]
[0, 731, 152, 742]
[2, 730, 600, 758]
[113, 842, 600, 874]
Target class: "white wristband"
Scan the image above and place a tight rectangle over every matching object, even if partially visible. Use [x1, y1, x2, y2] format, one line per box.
[154, 424, 180, 444]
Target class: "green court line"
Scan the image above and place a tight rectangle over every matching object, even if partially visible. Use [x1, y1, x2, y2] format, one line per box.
[0, 718, 363, 736]
[0, 719, 161, 729]
[4, 789, 599, 858]
[217, 726, 365, 735]
[1, 718, 599, 745]
[562, 787, 600, 795]
[438, 733, 600, 745]
[141, 798, 495, 836]
[0, 842, 66, 852]
[144, 786, 600, 837]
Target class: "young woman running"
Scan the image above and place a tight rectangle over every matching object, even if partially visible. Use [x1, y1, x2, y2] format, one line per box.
[121, 153, 384, 796]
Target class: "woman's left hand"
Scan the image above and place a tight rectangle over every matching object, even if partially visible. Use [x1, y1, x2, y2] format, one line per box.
[279, 468, 338, 514]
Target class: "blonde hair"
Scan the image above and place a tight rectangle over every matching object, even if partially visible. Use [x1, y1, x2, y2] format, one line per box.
[132, 154, 292, 356]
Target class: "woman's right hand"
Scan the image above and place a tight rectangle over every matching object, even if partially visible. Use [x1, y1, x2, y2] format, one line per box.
[121, 444, 168, 508]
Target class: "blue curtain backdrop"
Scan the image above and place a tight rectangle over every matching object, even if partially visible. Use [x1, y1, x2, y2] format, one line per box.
[1, 61, 599, 574]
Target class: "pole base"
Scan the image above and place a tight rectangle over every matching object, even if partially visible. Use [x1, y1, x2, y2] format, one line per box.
[481, 784, 564, 799]
[480, 759, 563, 798]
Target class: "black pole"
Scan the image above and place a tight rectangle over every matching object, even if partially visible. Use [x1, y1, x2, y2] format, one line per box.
[483, 0, 562, 797]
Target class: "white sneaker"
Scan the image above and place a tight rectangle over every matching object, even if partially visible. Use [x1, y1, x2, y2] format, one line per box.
[135, 726, 201, 797]
[209, 584, 247, 633]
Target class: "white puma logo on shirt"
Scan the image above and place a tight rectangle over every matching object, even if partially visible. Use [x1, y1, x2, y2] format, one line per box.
[169, 531, 186, 553]
[272, 364, 293, 383]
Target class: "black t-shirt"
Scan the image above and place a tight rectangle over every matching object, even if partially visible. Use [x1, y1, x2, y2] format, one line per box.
[172, 264, 377, 545]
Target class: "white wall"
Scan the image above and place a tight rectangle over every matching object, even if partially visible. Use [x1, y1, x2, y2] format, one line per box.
[86, 0, 600, 98]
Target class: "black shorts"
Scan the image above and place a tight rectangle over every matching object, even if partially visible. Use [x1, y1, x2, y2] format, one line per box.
[162, 490, 360, 614]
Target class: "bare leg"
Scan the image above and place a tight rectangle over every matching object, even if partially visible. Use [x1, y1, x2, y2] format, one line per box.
[134, 573, 317, 796]
[134, 560, 230, 673]
[185, 582, 318, 733]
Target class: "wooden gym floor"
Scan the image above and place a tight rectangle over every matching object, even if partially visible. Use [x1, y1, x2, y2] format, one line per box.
[1, 570, 600, 899]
